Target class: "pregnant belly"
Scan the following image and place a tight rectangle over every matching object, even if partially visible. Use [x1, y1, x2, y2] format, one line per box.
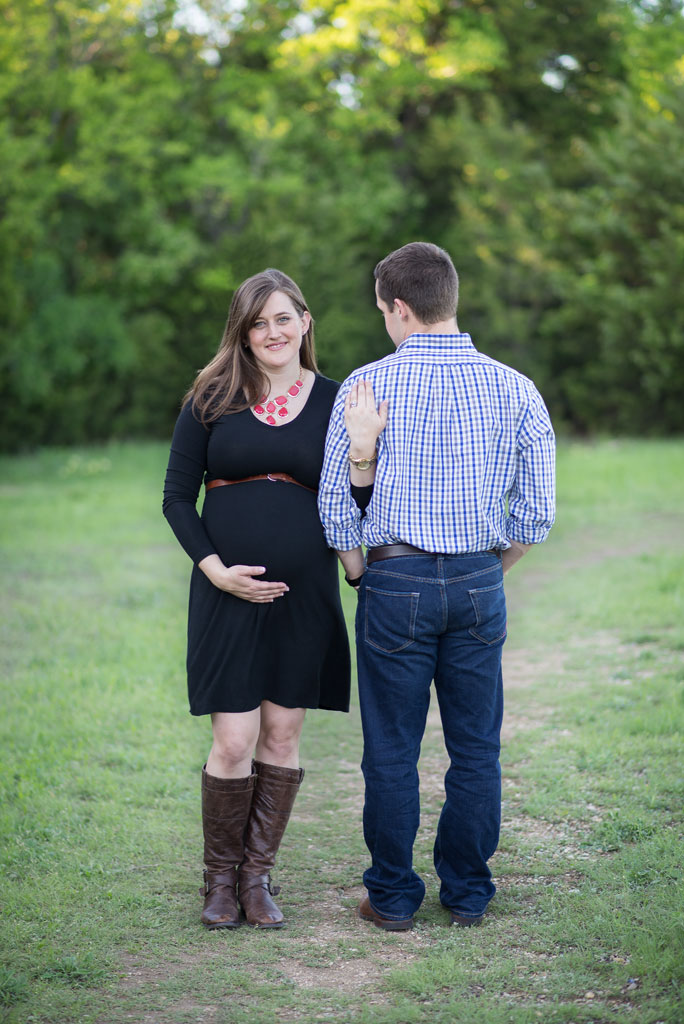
[201, 480, 331, 584]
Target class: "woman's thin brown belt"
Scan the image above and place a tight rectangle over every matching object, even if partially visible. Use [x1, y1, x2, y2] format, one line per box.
[206, 474, 317, 495]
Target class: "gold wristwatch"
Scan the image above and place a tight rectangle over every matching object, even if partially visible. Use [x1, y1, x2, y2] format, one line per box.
[348, 453, 377, 470]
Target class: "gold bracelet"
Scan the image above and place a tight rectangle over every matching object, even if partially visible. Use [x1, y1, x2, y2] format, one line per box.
[348, 453, 377, 470]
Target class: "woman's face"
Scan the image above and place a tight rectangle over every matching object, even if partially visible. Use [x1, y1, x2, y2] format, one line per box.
[246, 290, 310, 378]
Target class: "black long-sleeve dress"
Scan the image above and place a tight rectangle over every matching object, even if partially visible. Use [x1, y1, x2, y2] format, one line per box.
[163, 375, 350, 716]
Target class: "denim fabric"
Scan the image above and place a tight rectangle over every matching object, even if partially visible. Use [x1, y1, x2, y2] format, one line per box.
[356, 552, 506, 920]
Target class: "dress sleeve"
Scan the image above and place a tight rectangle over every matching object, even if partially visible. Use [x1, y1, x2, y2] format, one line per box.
[318, 380, 364, 550]
[162, 402, 218, 565]
[350, 483, 374, 515]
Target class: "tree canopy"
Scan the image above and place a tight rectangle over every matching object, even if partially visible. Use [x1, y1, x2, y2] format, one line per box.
[1, 0, 683, 449]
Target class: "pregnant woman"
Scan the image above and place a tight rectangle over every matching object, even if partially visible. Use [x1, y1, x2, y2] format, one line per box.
[163, 269, 370, 930]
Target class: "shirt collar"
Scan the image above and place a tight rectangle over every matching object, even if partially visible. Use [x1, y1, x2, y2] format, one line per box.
[395, 332, 476, 357]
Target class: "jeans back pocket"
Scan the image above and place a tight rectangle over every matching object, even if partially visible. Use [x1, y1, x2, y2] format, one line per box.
[468, 581, 507, 646]
[364, 587, 420, 654]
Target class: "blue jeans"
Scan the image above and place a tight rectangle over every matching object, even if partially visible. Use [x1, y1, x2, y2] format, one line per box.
[356, 552, 506, 921]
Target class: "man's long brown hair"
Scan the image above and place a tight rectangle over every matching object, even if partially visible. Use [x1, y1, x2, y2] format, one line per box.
[184, 268, 318, 423]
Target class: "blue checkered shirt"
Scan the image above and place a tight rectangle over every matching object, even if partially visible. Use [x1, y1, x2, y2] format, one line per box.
[318, 333, 555, 553]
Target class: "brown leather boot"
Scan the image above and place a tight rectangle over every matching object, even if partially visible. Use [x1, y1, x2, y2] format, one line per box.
[238, 760, 304, 928]
[200, 766, 256, 929]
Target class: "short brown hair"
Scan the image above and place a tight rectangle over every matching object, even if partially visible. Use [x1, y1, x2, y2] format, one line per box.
[186, 269, 318, 422]
[374, 242, 459, 324]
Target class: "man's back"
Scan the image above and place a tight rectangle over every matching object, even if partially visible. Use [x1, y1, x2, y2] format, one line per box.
[320, 331, 555, 555]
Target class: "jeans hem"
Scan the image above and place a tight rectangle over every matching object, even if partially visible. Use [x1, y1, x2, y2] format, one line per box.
[441, 904, 487, 917]
[369, 898, 418, 921]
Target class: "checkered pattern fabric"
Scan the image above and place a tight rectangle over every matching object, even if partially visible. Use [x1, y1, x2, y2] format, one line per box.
[318, 333, 555, 553]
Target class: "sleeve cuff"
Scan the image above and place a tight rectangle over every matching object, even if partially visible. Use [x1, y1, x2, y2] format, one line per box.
[322, 524, 363, 551]
[505, 518, 553, 545]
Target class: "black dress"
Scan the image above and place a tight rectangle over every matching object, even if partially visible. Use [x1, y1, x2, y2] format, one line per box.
[163, 375, 350, 716]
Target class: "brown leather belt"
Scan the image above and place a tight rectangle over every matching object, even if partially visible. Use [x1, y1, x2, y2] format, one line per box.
[206, 473, 317, 495]
[366, 544, 501, 565]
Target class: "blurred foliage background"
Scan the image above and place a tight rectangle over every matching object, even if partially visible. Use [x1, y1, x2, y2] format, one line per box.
[1, 0, 683, 450]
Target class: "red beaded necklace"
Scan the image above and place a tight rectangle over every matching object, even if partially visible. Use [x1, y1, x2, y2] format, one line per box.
[253, 370, 305, 425]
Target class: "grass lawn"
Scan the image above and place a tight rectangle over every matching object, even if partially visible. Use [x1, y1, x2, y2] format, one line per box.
[1, 439, 683, 1024]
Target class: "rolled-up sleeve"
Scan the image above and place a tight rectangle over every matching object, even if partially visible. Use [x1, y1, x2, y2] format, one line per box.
[318, 384, 363, 550]
[506, 387, 556, 544]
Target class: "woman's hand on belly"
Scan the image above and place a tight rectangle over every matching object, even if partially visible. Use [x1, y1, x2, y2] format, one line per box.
[197, 554, 289, 603]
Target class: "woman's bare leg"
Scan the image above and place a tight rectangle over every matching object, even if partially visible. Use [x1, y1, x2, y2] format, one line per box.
[255, 701, 306, 767]
[206, 709, 261, 778]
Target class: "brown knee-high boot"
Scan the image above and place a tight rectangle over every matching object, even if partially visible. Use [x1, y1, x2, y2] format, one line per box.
[238, 760, 304, 928]
[200, 765, 256, 929]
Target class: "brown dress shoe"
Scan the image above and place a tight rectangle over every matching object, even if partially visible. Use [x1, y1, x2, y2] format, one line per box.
[358, 896, 414, 931]
[450, 911, 484, 928]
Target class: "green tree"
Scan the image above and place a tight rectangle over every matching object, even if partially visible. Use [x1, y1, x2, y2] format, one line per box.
[541, 81, 684, 433]
[1, 0, 683, 448]
[0, 0, 208, 446]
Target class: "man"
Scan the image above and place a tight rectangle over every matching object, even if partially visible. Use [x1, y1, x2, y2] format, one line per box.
[318, 242, 555, 931]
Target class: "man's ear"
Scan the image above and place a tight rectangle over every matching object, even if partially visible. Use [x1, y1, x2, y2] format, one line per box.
[393, 298, 411, 321]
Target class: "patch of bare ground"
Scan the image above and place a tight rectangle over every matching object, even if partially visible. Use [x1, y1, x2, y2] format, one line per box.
[106, 882, 427, 1023]
[108, 952, 225, 1024]
[276, 895, 423, 995]
[496, 869, 586, 889]
[502, 645, 567, 692]
[120, 1003, 221, 1024]
[499, 811, 596, 862]
[116, 948, 205, 991]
